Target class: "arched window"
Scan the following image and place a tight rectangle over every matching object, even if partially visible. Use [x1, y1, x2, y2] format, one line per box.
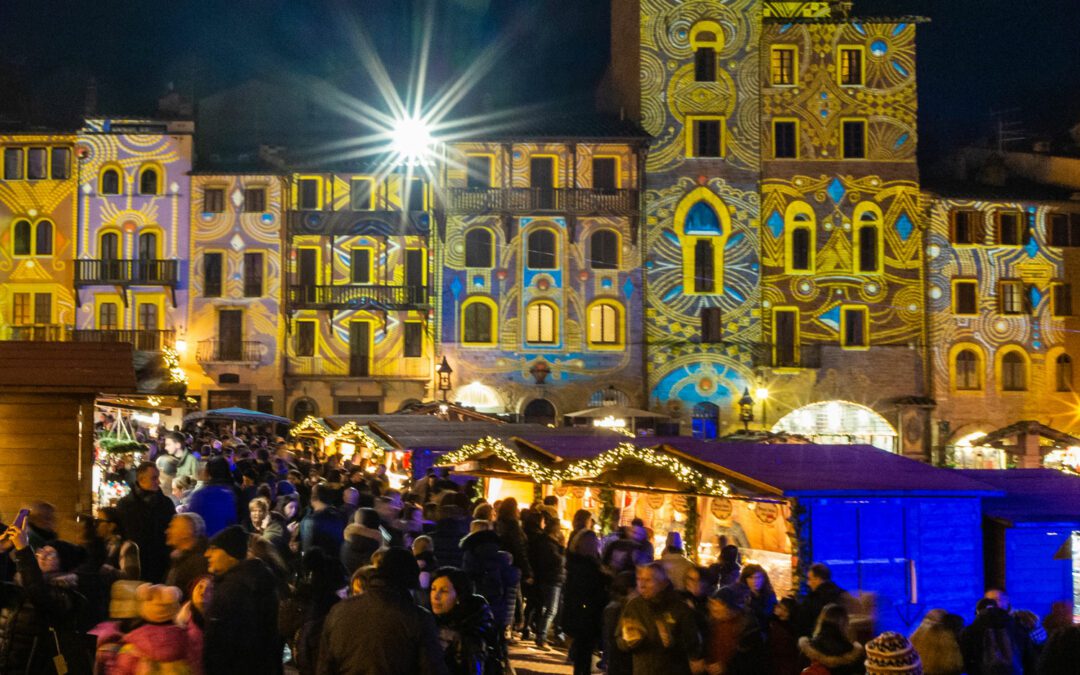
[526, 301, 557, 344]
[678, 190, 729, 295]
[34, 220, 53, 256]
[100, 232, 119, 259]
[138, 232, 157, 259]
[139, 167, 159, 195]
[856, 209, 881, 273]
[684, 202, 722, 234]
[785, 204, 815, 273]
[1000, 350, 1027, 391]
[522, 398, 556, 425]
[590, 229, 619, 269]
[137, 303, 158, 330]
[1056, 353, 1073, 392]
[291, 397, 319, 422]
[692, 402, 720, 440]
[99, 302, 118, 331]
[100, 168, 121, 195]
[693, 239, 715, 292]
[527, 229, 557, 269]
[588, 302, 621, 346]
[954, 349, 981, 391]
[464, 228, 494, 268]
[791, 226, 812, 271]
[461, 298, 495, 345]
[12, 220, 31, 256]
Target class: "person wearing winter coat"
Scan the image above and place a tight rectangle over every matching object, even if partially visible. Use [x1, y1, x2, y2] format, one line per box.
[202, 525, 282, 675]
[430, 567, 496, 675]
[601, 571, 636, 675]
[616, 562, 702, 675]
[165, 513, 208, 600]
[768, 598, 802, 675]
[116, 462, 176, 583]
[525, 507, 564, 649]
[909, 609, 963, 675]
[111, 584, 190, 674]
[299, 484, 348, 559]
[248, 496, 289, 555]
[290, 549, 345, 675]
[797, 562, 850, 638]
[705, 586, 766, 675]
[798, 604, 864, 675]
[0, 524, 89, 674]
[429, 501, 470, 570]
[562, 530, 609, 675]
[185, 457, 240, 538]
[494, 498, 533, 582]
[318, 547, 448, 675]
[459, 525, 517, 637]
[339, 508, 385, 576]
[708, 544, 741, 590]
[736, 564, 778, 637]
[175, 575, 211, 675]
[659, 532, 695, 592]
[959, 597, 1034, 675]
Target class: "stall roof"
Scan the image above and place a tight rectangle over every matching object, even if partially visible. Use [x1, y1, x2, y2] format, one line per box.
[0, 342, 136, 394]
[325, 416, 619, 452]
[955, 469, 1080, 525]
[518, 437, 1001, 496]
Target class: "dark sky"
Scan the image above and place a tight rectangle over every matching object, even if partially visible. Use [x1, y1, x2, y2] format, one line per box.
[2, 0, 1078, 164]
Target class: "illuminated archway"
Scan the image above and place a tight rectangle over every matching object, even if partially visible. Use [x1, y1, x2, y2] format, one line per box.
[951, 431, 1006, 469]
[453, 382, 504, 413]
[771, 400, 897, 452]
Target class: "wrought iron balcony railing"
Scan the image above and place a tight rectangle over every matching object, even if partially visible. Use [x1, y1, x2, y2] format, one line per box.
[71, 329, 175, 351]
[196, 339, 266, 364]
[287, 284, 429, 310]
[75, 259, 179, 286]
[446, 187, 638, 215]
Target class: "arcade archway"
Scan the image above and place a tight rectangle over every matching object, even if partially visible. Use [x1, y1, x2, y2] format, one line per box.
[772, 400, 897, 452]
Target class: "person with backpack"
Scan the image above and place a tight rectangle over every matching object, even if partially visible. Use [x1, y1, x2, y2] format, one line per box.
[960, 597, 1034, 675]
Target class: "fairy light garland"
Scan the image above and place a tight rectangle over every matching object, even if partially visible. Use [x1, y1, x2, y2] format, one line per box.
[443, 439, 730, 496]
[327, 421, 385, 461]
[163, 346, 187, 387]
[291, 415, 332, 438]
[441, 436, 563, 483]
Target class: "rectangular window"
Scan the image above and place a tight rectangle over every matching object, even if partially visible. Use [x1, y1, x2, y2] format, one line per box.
[1048, 213, 1080, 247]
[403, 321, 423, 358]
[33, 293, 51, 324]
[203, 188, 225, 214]
[592, 157, 618, 191]
[407, 179, 425, 211]
[12, 293, 30, 325]
[953, 280, 978, 315]
[1053, 283, 1072, 317]
[50, 148, 70, 180]
[242, 188, 266, 213]
[256, 396, 274, 415]
[952, 210, 982, 245]
[997, 211, 1026, 246]
[204, 252, 223, 297]
[466, 156, 493, 189]
[690, 118, 723, 157]
[841, 120, 866, 159]
[350, 178, 374, 210]
[243, 252, 264, 297]
[999, 280, 1025, 315]
[842, 306, 868, 348]
[773, 120, 797, 159]
[694, 47, 716, 82]
[701, 307, 723, 344]
[839, 47, 864, 85]
[774, 309, 798, 367]
[296, 321, 316, 357]
[298, 179, 320, 210]
[4, 148, 23, 180]
[26, 148, 47, 180]
[350, 248, 372, 284]
[771, 46, 797, 85]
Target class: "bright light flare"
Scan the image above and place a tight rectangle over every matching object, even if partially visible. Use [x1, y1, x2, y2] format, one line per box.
[390, 115, 436, 165]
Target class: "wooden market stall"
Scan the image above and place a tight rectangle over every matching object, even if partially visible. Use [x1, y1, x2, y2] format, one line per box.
[0, 342, 136, 540]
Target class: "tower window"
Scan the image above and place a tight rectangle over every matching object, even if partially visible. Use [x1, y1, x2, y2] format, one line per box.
[773, 121, 797, 159]
[997, 211, 1026, 246]
[954, 280, 978, 315]
[1053, 283, 1072, 317]
[771, 46, 797, 86]
[527, 229, 557, 269]
[694, 47, 717, 82]
[999, 280, 1025, 315]
[701, 307, 723, 343]
[691, 119, 723, 157]
[839, 47, 864, 85]
[243, 188, 266, 212]
[589, 230, 619, 269]
[841, 306, 868, 348]
[955, 349, 980, 390]
[693, 239, 715, 292]
[841, 120, 866, 159]
[204, 188, 225, 213]
[790, 227, 812, 271]
[952, 210, 982, 245]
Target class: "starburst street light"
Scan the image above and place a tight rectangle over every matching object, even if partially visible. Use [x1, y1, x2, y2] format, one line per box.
[389, 114, 436, 166]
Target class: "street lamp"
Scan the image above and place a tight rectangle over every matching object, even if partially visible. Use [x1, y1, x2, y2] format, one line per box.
[435, 356, 453, 402]
[389, 114, 436, 167]
[738, 388, 755, 431]
[755, 386, 769, 430]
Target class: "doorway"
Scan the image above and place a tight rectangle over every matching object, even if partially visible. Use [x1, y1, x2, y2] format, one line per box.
[523, 398, 556, 425]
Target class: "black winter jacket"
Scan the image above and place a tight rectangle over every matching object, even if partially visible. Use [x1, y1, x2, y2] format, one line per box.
[562, 552, 608, 641]
[430, 517, 469, 570]
[435, 594, 494, 675]
[204, 558, 282, 675]
[494, 518, 532, 579]
[526, 530, 565, 586]
[459, 530, 517, 630]
[317, 576, 448, 675]
[115, 485, 176, 583]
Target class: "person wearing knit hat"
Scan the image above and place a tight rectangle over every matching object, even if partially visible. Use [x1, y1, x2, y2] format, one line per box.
[113, 585, 190, 673]
[109, 579, 144, 621]
[864, 631, 922, 675]
[205, 524, 248, 570]
[136, 583, 182, 624]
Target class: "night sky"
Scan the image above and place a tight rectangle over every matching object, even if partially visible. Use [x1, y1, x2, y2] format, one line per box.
[1, 0, 1078, 165]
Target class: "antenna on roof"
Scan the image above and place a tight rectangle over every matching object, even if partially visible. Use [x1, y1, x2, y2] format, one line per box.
[990, 108, 1026, 152]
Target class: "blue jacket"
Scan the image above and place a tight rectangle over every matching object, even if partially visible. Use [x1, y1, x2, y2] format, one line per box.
[187, 482, 239, 537]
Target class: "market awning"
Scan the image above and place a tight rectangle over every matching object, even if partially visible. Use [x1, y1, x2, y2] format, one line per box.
[184, 407, 290, 425]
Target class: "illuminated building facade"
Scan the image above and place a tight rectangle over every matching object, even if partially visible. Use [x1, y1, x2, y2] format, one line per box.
[186, 171, 286, 412]
[607, 0, 931, 453]
[439, 134, 646, 422]
[926, 189, 1080, 466]
[0, 132, 78, 342]
[283, 169, 434, 418]
[72, 118, 193, 392]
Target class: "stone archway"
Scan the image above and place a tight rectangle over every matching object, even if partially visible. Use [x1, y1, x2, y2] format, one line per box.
[772, 400, 898, 452]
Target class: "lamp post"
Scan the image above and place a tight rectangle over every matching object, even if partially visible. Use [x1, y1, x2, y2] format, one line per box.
[435, 356, 453, 402]
[755, 386, 769, 430]
[738, 388, 755, 431]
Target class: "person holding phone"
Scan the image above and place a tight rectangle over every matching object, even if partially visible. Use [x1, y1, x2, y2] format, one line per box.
[0, 518, 90, 673]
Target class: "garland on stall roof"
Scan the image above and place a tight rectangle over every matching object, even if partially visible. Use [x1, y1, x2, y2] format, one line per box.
[440, 437, 564, 483]
[291, 416, 332, 438]
[163, 346, 188, 390]
[563, 443, 731, 497]
[685, 496, 699, 564]
[598, 488, 617, 536]
[329, 421, 386, 461]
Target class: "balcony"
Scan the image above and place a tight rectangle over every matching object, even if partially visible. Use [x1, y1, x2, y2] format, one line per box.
[196, 339, 266, 364]
[446, 187, 639, 216]
[287, 284, 429, 310]
[287, 210, 430, 237]
[286, 355, 429, 379]
[4, 324, 67, 341]
[75, 259, 179, 286]
[71, 329, 175, 351]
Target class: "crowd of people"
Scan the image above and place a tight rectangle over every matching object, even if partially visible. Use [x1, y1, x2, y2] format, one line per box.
[0, 422, 1077, 674]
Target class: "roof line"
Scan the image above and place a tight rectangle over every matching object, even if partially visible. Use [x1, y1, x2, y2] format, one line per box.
[658, 443, 785, 497]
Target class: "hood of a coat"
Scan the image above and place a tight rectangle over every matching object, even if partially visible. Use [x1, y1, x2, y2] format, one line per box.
[798, 636, 864, 667]
[459, 528, 501, 552]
